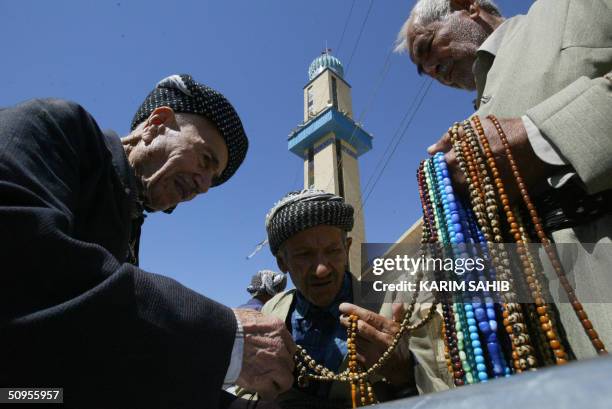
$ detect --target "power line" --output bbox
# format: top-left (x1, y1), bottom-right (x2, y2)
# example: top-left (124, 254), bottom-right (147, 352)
top-left (245, 1), bottom-right (381, 259)
top-left (358, 78), bottom-right (433, 216)
top-left (360, 78), bottom-right (428, 197)
top-left (335, 0), bottom-right (356, 57)
top-left (344, 0), bottom-right (374, 77)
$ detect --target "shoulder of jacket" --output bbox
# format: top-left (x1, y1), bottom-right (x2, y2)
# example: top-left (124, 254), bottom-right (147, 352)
top-left (261, 289), bottom-right (296, 314)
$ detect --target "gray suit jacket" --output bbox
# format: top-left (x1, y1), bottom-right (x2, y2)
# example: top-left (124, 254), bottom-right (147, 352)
top-left (474, 0), bottom-right (612, 194)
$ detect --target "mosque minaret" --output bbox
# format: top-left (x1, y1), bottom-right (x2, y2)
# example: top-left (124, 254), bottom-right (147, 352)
top-left (288, 49), bottom-right (373, 277)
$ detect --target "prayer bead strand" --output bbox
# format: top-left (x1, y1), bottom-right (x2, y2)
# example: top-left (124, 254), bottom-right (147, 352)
top-left (418, 163), bottom-right (465, 385)
top-left (473, 115), bottom-right (572, 365)
top-left (459, 119), bottom-right (530, 375)
top-left (424, 158), bottom-right (473, 381)
top-left (449, 122), bottom-right (537, 372)
top-left (431, 154), bottom-right (484, 383)
top-left (486, 115), bottom-right (607, 355)
top-left (467, 117), bottom-right (539, 371)
top-left (455, 122), bottom-right (509, 377)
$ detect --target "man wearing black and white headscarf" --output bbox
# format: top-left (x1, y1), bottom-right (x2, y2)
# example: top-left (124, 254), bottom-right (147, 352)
top-left (0, 74), bottom-right (295, 408)
top-left (239, 270), bottom-right (287, 311)
top-left (236, 190), bottom-right (417, 408)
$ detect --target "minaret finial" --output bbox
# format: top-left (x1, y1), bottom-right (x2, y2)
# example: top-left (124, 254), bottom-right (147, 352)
top-left (322, 41), bottom-right (332, 56)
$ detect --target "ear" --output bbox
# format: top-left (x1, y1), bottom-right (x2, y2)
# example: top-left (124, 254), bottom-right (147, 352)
top-left (346, 236), bottom-right (353, 252)
top-left (450, 0), bottom-right (479, 18)
top-left (148, 106), bottom-right (176, 127)
top-left (141, 107), bottom-right (177, 144)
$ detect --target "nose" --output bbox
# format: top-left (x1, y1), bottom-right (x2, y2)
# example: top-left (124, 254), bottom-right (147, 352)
top-left (313, 255), bottom-right (333, 279)
top-left (423, 62), bottom-right (443, 79)
top-left (423, 61), bottom-right (450, 83)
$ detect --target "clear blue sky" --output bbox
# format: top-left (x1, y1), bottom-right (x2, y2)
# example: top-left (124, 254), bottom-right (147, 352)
top-left (1, 0), bottom-right (531, 308)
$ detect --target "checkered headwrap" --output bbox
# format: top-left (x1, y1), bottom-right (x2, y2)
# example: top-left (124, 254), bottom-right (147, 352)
top-left (131, 74), bottom-right (248, 186)
top-left (247, 269), bottom-right (287, 296)
top-left (265, 189), bottom-right (354, 255)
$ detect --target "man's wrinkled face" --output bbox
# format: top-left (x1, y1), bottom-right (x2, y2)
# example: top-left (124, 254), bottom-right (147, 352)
top-left (277, 225), bottom-right (351, 308)
top-left (407, 12), bottom-right (489, 90)
top-left (137, 113), bottom-right (228, 211)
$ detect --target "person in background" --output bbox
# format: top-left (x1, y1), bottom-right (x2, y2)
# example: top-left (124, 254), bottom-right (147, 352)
top-left (239, 270), bottom-right (288, 311)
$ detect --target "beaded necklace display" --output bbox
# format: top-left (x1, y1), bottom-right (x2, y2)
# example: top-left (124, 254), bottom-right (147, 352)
top-left (451, 120), bottom-right (538, 371)
top-left (470, 116), bottom-right (569, 364)
top-left (486, 114), bottom-right (607, 355)
top-left (416, 116), bottom-right (608, 388)
top-left (429, 151), bottom-right (513, 381)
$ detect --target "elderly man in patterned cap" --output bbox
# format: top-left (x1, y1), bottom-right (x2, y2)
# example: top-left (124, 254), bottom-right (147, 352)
top-left (239, 270), bottom-right (288, 311)
top-left (235, 189), bottom-right (422, 408)
top-left (0, 74), bottom-right (296, 408)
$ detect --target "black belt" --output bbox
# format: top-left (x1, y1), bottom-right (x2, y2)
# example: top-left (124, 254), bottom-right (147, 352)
top-left (532, 185), bottom-right (612, 233)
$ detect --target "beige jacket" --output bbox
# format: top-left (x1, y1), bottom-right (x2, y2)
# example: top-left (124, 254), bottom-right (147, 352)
top-left (474, 0), bottom-right (612, 194)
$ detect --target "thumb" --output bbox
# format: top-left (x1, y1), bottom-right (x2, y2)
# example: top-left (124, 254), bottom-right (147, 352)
top-left (427, 132), bottom-right (452, 155)
top-left (392, 302), bottom-right (406, 323)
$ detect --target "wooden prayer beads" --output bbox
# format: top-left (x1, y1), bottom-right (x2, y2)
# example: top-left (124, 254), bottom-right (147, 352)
top-left (449, 121), bottom-right (537, 372)
top-left (486, 114), bottom-right (607, 355)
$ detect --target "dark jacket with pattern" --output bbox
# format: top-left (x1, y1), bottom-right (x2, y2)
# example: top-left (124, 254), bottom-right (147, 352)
top-left (0, 98), bottom-right (236, 408)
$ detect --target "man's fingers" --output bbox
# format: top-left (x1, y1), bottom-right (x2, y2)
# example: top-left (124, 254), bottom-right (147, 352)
top-left (237, 364), bottom-right (293, 401)
top-left (274, 341), bottom-right (296, 374)
top-left (355, 319), bottom-right (393, 346)
top-left (278, 327), bottom-right (297, 356)
top-left (427, 132), bottom-right (452, 155)
top-left (121, 133), bottom-right (141, 145)
top-left (339, 303), bottom-right (387, 331)
top-left (237, 313), bottom-right (296, 398)
top-left (355, 351), bottom-right (368, 367)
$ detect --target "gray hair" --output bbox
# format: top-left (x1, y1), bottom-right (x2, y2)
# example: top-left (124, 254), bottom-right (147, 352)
top-left (394, 0), bottom-right (501, 53)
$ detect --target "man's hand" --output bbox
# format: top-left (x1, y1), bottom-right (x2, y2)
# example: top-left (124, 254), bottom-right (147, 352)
top-left (339, 303), bottom-right (413, 386)
top-left (233, 309), bottom-right (297, 400)
top-left (427, 117), bottom-right (553, 203)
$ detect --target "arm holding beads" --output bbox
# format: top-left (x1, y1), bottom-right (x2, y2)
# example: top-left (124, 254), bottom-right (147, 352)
top-left (525, 71), bottom-right (612, 194)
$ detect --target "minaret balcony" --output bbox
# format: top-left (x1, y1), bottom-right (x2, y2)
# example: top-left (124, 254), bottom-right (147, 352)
top-left (288, 106), bottom-right (373, 159)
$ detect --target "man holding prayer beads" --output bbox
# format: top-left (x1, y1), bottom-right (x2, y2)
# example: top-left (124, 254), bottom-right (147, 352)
top-left (236, 189), bottom-right (453, 408)
top-left (396, 0), bottom-right (612, 358)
